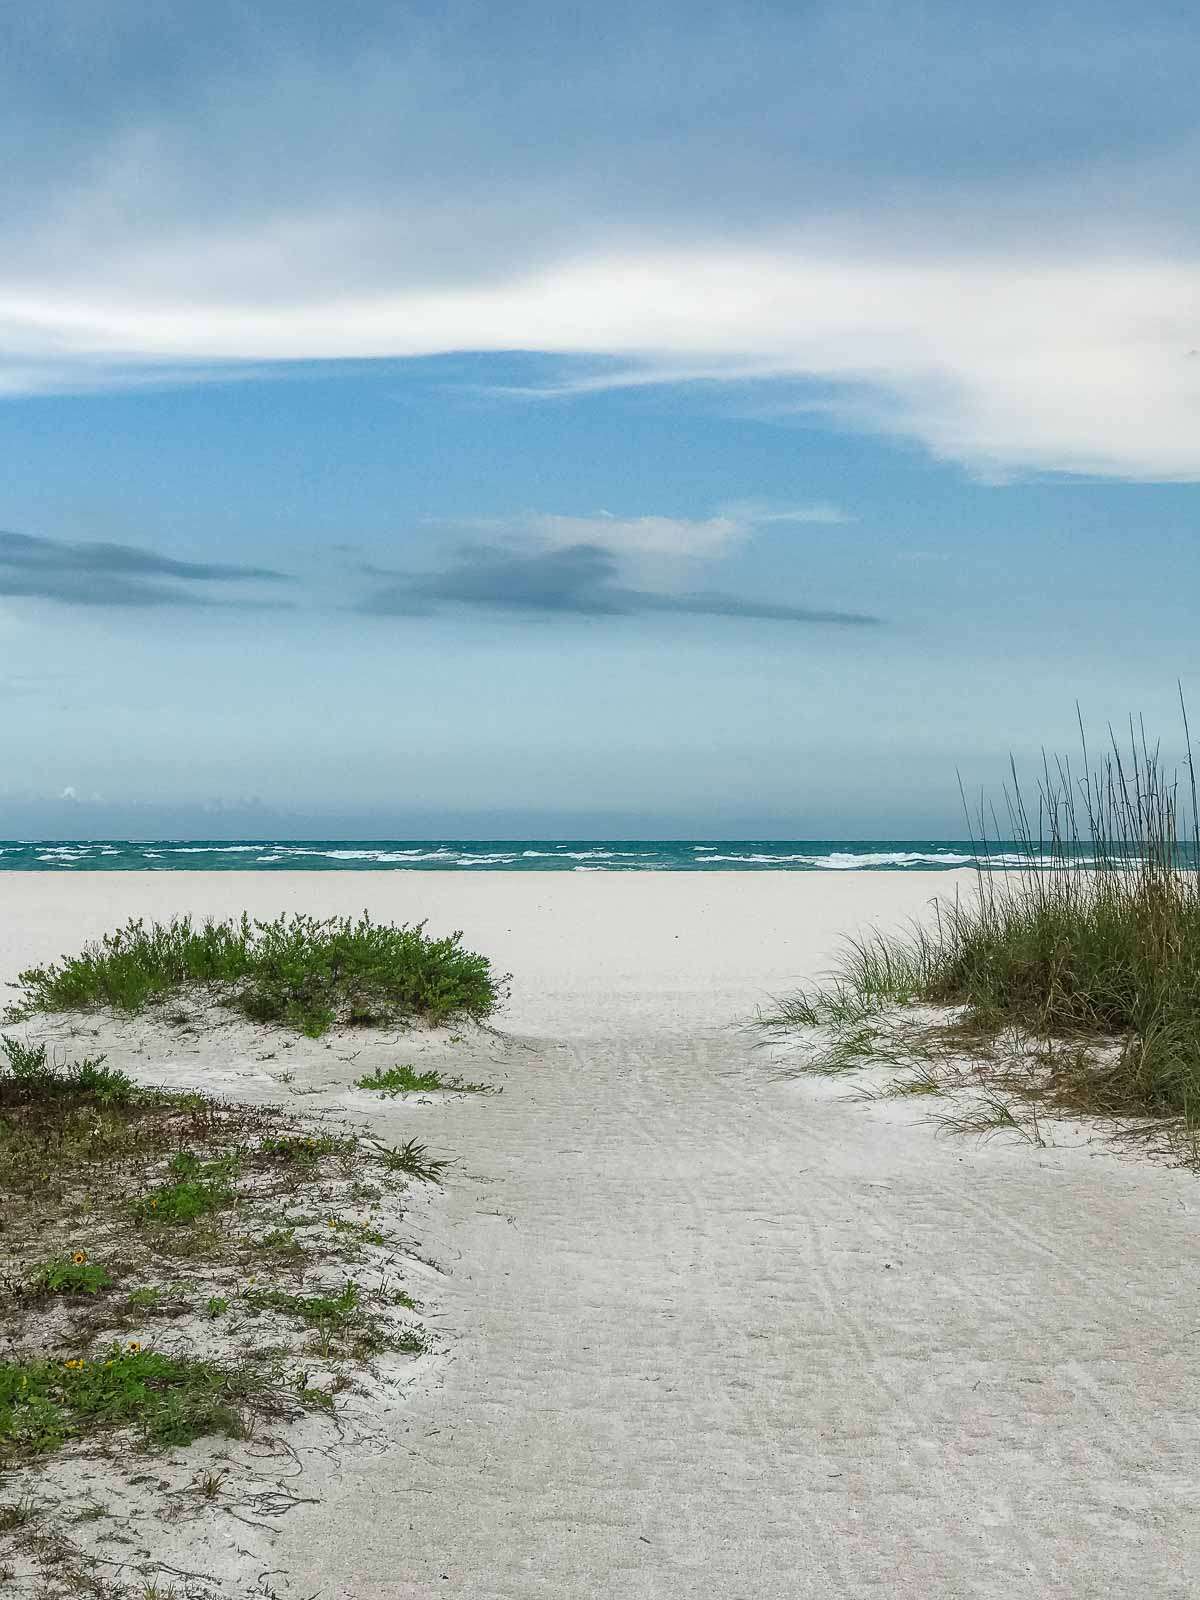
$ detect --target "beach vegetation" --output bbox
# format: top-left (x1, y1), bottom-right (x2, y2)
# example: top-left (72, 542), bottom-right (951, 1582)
top-left (769, 701), bottom-right (1200, 1158)
top-left (0, 1034), bottom-right (139, 1103)
top-left (239, 1277), bottom-right (415, 1359)
top-left (355, 1063), bottom-right (491, 1095)
top-left (0, 1033), bottom-right (435, 1503)
top-left (10, 912), bottom-right (502, 1036)
top-left (0, 1344), bottom-right (303, 1461)
top-left (255, 1130), bottom-right (358, 1167)
top-left (27, 1257), bottom-right (114, 1297)
top-left (133, 1167), bottom-right (236, 1226)
top-left (373, 1137), bottom-right (452, 1183)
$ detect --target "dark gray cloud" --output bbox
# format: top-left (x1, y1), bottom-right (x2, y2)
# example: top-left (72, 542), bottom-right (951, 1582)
top-left (0, 531), bottom-right (290, 608)
top-left (359, 542), bottom-right (880, 625)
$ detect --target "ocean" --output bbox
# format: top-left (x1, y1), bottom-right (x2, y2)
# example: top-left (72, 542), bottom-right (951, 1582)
top-left (0, 840), bottom-right (1028, 872)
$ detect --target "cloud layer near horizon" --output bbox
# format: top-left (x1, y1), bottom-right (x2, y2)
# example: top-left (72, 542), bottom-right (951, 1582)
top-left (0, 522), bottom-right (871, 623)
top-left (3, 2), bottom-right (1200, 480)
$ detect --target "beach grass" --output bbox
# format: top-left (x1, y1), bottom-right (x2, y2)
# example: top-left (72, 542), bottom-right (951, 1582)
top-left (0, 1345), bottom-right (302, 1458)
top-left (372, 1137), bottom-right (453, 1183)
top-left (9, 911), bottom-right (502, 1036)
top-left (770, 701), bottom-right (1200, 1144)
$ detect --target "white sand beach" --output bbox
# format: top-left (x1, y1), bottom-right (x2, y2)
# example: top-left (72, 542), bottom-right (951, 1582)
top-left (4, 869), bottom-right (1200, 1598)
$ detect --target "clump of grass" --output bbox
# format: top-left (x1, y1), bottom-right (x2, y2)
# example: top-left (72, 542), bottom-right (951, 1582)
top-left (326, 1217), bottom-right (386, 1247)
top-left (356, 1064), bottom-right (490, 1095)
top-left (245, 1279), bottom-right (363, 1332)
top-left (390, 1327), bottom-right (430, 1355)
top-left (244, 1280), bottom-right (406, 1360)
top-left (193, 1467), bottom-right (226, 1500)
top-left (932, 1090), bottom-right (1046, 1147)
top-left (0, 1497), bottom-right (39, 1531)
top-left (0, 1345), bottom-right (302, 1461)
top-left (129, 1149), bottom-right (239, 1225)
top-left (11, 912), bottom-right (503, 1037)
top-left (374, 1138), bottom-right (451, 1184)
top-left (256, 1131), bottom-right (358, 1167)
top-left (774, 699), bottom-right (1200, 1146)
top-left (256, 1225), bottom-right (308, 1260)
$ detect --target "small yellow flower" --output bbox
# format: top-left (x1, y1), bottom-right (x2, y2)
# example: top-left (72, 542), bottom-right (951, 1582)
top-left (127, 1340), bottom-right (142, 1353)
top-left (73, 1251), bottom-right (88, 1266)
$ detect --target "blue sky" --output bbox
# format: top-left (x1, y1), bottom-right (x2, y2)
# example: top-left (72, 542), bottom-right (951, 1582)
top-left (2, 2), bottom-right (1199, 837)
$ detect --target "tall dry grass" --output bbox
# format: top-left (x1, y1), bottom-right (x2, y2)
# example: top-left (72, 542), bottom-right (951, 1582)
top-left (777, 698), bottom-right (1200, 1125)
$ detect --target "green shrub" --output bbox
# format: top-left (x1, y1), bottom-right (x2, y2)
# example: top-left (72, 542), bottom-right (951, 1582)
top-left (355, 1064), bottom-right (489, 1095)
top-left (12, 913), bottom-right (501, 1037)
top-left (28, 1257), bottom-right (113, 1296)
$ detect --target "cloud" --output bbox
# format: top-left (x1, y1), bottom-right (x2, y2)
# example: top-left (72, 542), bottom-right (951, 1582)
top-left (5, 245), bottom-right (1199, 481)
top-left (442, 502), bottom-right (850, 563)
top-left (717, 500), bottom-right (852, 528)
top-left (359, 541), bottom-right (879, 625)
top-left (2, 4), bottom-right (1199, 477)
top-left (526, 512), bottom-right (743, 561)
top-left (0, 531), bottom-right (291, 608)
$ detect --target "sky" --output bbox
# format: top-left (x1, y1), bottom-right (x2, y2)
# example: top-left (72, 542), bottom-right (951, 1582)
top-left (2, 1), bottom-right (1199, 838)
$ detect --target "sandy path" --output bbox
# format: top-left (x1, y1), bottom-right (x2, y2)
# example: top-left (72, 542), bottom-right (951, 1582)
top-left (284, 1037), bottom-right (1200, 1599)
top-left (4, 872), bottom-right (1200, 1596)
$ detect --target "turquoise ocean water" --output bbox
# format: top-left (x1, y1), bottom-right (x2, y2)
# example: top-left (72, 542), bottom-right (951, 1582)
top-left (0, 840), bottom-right (1027, 872)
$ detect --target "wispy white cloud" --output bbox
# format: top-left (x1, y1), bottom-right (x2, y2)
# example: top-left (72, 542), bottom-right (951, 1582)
top-left (3, 243), bottom-right (1198, 480)
top-left (718, 500), bottom-right (852, 528)
top-left (438, 501), bottom-right (849, 565)
top-left (3, 4), bottom-right (1200, 480)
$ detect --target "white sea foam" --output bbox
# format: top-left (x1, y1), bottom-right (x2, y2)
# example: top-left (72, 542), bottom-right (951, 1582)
top-left (163, 845), bottom-right (262, 853)
top-left (520, 849), bottom-right (637, 860)
top-left (293, 848), bottom-right (458, 862)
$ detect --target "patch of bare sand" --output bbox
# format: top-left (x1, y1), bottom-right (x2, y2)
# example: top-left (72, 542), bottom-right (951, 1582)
top-left (2, 872), bottom-right (1199, 1597)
